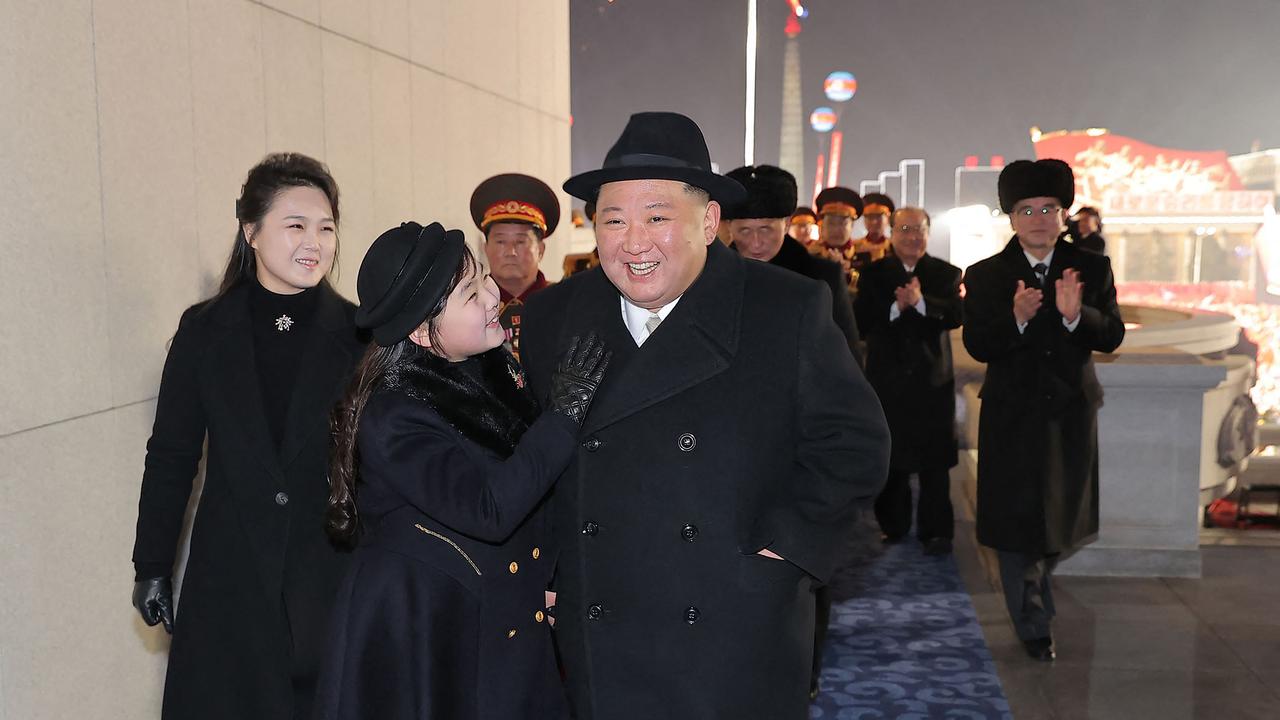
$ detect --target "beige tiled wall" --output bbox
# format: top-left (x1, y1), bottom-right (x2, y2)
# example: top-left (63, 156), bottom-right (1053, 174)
top-left (0, 2), bottom-right (570, 718)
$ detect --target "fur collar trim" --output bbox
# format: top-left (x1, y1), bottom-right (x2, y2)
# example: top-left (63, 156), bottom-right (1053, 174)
top-left (383, 348), bottom-right (538, 457)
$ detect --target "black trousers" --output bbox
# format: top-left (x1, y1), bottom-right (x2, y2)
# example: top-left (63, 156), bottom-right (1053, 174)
top-left (996, 550), bottom-right (1059, 641)
top-left (810, 585), bottom-right (831, 692)
top-left (873, 466), bottom-right (954, 541)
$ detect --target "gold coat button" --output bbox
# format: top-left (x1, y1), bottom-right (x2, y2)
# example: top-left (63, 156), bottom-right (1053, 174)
top-left (509, 562), bottom-right (519, 574)
top-left (535, 610), bottom-right (546, 623)
top-left (531, 547), bottom-right (541, 560)
top-left (507, 629), bottom-right (517, 638)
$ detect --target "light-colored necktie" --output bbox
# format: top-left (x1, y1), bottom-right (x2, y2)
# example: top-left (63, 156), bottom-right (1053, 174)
top-left (644, 313), bottom-right (662, 337)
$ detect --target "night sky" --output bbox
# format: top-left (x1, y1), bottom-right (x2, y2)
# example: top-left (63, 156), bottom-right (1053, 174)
top-left (570, 0), bottom-right (1280, 217)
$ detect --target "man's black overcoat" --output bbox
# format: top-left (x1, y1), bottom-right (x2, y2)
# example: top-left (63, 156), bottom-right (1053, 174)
top-left (132, 282), bottom-right (365, 719)
top-left (767, 235), bottom-right (862, 364)
top-left (521, 241), bottom-right (890, 720)
top-left (962, 238), bottom-right (1125, 554)
top-left (854, 253), bottom-right (963, 472)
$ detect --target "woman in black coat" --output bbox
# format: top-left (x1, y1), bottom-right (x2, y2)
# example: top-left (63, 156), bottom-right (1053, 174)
top-left (131, 153), bottom-right (366, 719)
top-left (314, 221), bottom-right (609, 720)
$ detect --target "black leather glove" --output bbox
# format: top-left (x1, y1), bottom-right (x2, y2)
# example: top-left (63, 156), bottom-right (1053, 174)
top-left (133, 577), bottom-right (175, 634)
top-left (550, 333), bottom-right (610, 425)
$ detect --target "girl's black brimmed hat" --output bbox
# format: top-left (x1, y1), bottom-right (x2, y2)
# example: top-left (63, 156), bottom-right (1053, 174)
top-left (563, 111), bottom-right (745, 206)
top-left (355, 221), bottom-right (465, 346)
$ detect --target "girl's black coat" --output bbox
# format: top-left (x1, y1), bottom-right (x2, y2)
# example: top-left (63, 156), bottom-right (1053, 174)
top-left (132, 282), bottom-right (365, 719)
top-left (313, 350), bottom-right (576, 720)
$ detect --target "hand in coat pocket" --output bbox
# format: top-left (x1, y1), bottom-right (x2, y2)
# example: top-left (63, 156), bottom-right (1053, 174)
top-left (545, 590), bottom-right (556, 628)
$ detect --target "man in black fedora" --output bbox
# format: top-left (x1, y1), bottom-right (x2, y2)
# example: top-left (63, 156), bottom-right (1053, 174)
top-left (520, 112), bottom-right (889, 719)
top-left (962, 159), bottom-right (1125, 661)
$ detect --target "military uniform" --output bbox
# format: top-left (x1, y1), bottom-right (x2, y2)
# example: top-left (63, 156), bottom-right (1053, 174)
top-left (471, 174), bottom-right (561, 360)
top-left (858, 192), bottom-right (896, 264)
top-left (808, 186), bottom-right (870, 294)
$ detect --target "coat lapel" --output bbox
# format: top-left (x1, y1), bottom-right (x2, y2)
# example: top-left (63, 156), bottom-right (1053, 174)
top-left (279, 285), bottom-right (358, 469)
top-left (582, 242), bottom-right (742, 433)
top-left (206, 286), bottom-right (286, 484)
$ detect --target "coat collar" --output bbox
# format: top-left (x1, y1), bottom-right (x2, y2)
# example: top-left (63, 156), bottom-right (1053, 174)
top-left (572, 241), bottom-right (742, 433)
top-left (205, 281), bottom-right (358, 475)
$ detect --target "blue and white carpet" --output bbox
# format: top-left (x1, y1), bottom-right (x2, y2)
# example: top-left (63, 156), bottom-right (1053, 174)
top-left (810, 511), bottom-right (1011, 719)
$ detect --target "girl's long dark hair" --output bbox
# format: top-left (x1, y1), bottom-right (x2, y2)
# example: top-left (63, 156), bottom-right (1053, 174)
top-left (212, 153), bottom-right (342, 303)
top-left (326, 247), bottom-right (478, 547)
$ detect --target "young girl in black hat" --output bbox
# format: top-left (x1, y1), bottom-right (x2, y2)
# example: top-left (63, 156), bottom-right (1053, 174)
top-left (314, 221), bottom-right (608, 720)
top-left (131, 153), bottom-right (366, 720)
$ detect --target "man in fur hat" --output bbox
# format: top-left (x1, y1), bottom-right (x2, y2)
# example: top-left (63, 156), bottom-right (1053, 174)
top-left (520, 112), bottom-right (889, 719)
top-left (724, 165), bottom-right (861, 364)
top-left (962, 159), bottom-right (1125, 662)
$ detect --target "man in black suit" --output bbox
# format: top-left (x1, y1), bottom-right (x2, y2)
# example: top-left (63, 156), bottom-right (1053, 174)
top-left (855, 207), bottom-right (963, 556)
top-left (521, 112), bottom-right (889, 719)
top-left (724, 164), bottom-right (861, 364)
top-left (962, 160), bottom-right (1125, 662)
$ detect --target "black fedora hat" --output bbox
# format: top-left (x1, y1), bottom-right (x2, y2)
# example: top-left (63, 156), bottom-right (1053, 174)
top-left (998, 159), bottom-right (1075, 214)
top-left (355, 221), bottom-right (466, 346)
top-left (469, 173), bottom-right (561, 237)
top-left (563, 112), bottom-right (745, 206)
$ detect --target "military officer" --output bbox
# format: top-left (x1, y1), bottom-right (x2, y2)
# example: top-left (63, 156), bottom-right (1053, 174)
top-left (470, 173), bottom-right (561, 360)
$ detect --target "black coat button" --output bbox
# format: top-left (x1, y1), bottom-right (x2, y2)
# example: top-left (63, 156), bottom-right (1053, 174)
top-left (584, 437), bottom-right (601, 451)
top-left (685, 606), bottom-right (700, 624)
top-left (681, 524), bottom-right (698, 542)
top-left (587, 604), bottom-right (603, 620)
top-left (274, 492), bottom-right (289, 506)
top-left (677, 433), bottom-right (696, 452)
top-left (582, 521), bottom-right (599, 536)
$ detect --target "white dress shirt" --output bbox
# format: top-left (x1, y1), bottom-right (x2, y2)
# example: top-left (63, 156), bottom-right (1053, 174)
top-left (621, 295), bottom-right (682, 346)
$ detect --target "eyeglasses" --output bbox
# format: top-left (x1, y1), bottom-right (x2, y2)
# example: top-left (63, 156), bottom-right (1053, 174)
top-left (896, 224), bottom-right (927, 234)
top-left (1014, 205), bottom-right (1062, 217)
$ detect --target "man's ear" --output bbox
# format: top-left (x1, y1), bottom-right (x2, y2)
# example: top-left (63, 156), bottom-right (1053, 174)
top-left (703, 201), bottom-right (722, 246)
top-left (536, 238), bottom-right (547, 261)
top-left (408, 324), bottom-right (432, 349)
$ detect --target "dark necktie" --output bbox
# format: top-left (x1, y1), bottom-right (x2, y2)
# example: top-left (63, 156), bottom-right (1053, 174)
top-left (1033, 263), bottom-right (1048, 287)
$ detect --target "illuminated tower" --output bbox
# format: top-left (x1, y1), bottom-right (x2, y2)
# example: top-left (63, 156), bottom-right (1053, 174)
top-left (778, 8), bottom-right (805, 193)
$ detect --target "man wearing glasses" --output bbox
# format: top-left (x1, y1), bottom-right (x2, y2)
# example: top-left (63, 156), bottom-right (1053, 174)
top-left (961, 159), bottom-right (1125, 662)
top-left (854, 207), bottom-right (963, 556)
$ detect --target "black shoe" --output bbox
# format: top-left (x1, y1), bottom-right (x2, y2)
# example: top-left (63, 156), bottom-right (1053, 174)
top-left (923, 538), bottom-right (953, 556)
top-left (1022, 636), bottom-right (1055, 661)
top-left (809, 686), bottom-right (820, 701)
top-left (880, 532), bottom-right (906, 544)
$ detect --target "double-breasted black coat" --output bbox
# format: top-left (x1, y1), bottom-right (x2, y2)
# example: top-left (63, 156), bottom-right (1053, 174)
top-left (313, 350), bottom-right (574, 720)
top-left (132, 282), bottom-right (365, 719)
top-left (854, 253), bottom-right (963, 472)
top-left (962, 238), bottom-right (1125, 554)
top-left (768, 234), bottom-right (863, 365)
top-left (521, 241), bottom-right (890, 720)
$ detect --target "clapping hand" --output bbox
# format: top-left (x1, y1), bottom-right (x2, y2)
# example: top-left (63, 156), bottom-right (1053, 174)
top-left (894, 277), bottom-right (922, 311)
top-left (1012, 280), bottom-right (1043, 326)
top-left (1055, 269), bottom-right (1083, 324)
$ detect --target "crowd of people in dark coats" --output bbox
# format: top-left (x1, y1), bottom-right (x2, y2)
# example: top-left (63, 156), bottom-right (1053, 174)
top-left (131, 112), bottom-right (1122, 719)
